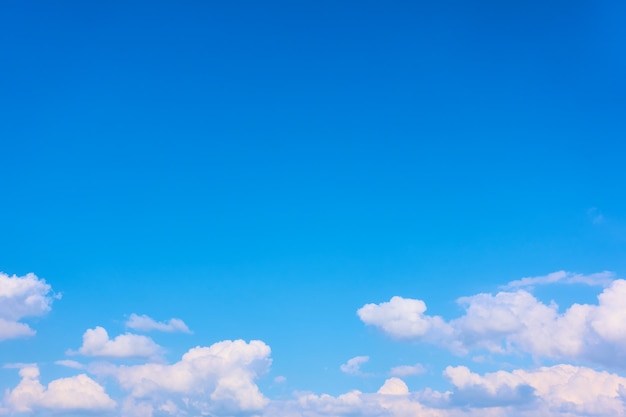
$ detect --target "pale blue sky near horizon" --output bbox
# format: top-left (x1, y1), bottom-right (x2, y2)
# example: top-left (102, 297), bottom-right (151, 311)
top-left (1, 0), bottom-right (626, 406)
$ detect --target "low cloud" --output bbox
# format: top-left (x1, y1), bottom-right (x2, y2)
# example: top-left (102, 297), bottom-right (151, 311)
top-left (266, 365), bottom-right (626, 417)
top-left (0, 273), bottom-right (58, 341)
top-left (99, 339), bottom-right (272, 417)
top-left (5, 365), bottom-right (115, 413)
top-left (358, 296), bottom-right (452, 340)
top-left (126, 313), bottom-right (191, 333)
top-left (358, 272), bottom-right (626, 369)
top-left (69, 326), bottom-right (162, 359)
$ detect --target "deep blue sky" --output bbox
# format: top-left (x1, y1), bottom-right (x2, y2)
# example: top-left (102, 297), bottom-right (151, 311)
top-left (1, 0), bottom-right (626, 403)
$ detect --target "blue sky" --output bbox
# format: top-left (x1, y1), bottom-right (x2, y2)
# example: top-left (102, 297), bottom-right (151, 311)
top-left (1, 1), bottom-right (626, 416)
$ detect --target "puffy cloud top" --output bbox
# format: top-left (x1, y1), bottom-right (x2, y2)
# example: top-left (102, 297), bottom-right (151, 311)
top-left (358, 275), bottom-right (626, 369)
top-left (0, 273), bottom-right (57, 341)
top-left (71, 326), bottom-right (162, 359)
top-left (358, 296), bottom-right (451, 340)
top-left (5, 365), bottom-right (115, 413)
top-left (110, 339), bottom-right (272, 416)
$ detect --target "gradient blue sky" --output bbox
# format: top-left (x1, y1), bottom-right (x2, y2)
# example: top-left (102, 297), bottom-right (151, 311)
top-left (1, 1), bottom-right (626, 416)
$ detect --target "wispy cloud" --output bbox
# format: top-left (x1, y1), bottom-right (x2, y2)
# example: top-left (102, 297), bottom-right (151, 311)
top-left (125, 313), bottom-right (191, 333)
top-left (389, 363), bottom-right (426, 377)
top-left (503, 270), bottom-right (615, 289)
top-left (340, 355), bottom-right (370, 376)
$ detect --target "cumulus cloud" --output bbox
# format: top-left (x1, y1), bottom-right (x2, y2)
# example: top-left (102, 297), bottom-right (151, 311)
top-left (389, 363), bottom-right (426, 377)
top-left (0, 272), bottom-right (58, 341)
top-left (69, 326), bottom-right (162, 359)
top-left (5, 365), bottom-right (115, 413)
top-left (443, 364), bottom-right (626, 415)
top-left (358, 296), bottom-right (452, 340)
top-left (96, 339), bottom-right (271, 417)
top-left (340, 355), bottom-right (370, 376)
top-left (126, 313), bottom-right (191, 333)
top-left (358, 273), bottom-right (626, 368)
top-left (264, 378), bottom-right (440, 417)
top-left (265, 365), bottom-right (626, 417)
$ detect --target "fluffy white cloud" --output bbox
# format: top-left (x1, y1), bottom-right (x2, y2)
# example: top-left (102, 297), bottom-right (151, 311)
top-left (358, 273), bottom-right (626, 368)
top-left (5, 365), bottom-right (115, 413)
top-left (0, 273), bottom-right (58, 341)
top-left (125, 313), bottom-right (191, 333)
top-left (98, 339), bottom-right (271, 417)
top-left (70, 326), bottom-right (162, 359)
top-left (263, 378), bottom-right (440, 417)
top-left (358, 296), bottom-right (452, 340)
top-left (265, 365), bottom-right (626, 417)
top-left (340, 356), bottom-right (370, 376)
top-left (443, 364), bottom-right (626, 416)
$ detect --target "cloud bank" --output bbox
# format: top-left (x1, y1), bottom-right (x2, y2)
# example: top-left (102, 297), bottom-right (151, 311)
top-left (358, 277), bottom-right (626, 368)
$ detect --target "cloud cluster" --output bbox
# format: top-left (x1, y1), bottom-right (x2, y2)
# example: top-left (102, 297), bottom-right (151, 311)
top-left (269, 364), bottom-right (626, 417)
top-left (3, 270), bottom-right (626, 417)
top-left (5, 365), bottom-right (115, 413)
top-left (358, 277), bottom-right (626, 368)
top-left (0, 273), bottom-right (57, 341)
top-left (125, 313), bottom-right (191, 333)
top-left (107, 339), bottom-right (271, 416)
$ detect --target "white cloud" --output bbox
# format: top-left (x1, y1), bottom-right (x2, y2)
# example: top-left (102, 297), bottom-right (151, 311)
top-left (0, 272), bottom-right (58, 341)
top-left (70, 326), bottom-right (162, 359)
top-left (378, 378), bottom-right (410, 396)
top-left (504, 270), bottom-right (614, 289)
top-left (5, 365), bottom-right (115, 413)
top-left (358, 274), bottom-right (626, 368)
top-left (444, 364), bottom-right (626, 415)
top-left (358, 296), bottom-right (452, 340)
top-left (389, 363), bottom-right (426, 377)
top-left (126, 313), bottom-right (191, 333)
top-left (97, 339), bottom-right (271, 417)
top-left (265, 365), bottom-right (626, 417)
top-left (340, 355), bottom-right (370, 376)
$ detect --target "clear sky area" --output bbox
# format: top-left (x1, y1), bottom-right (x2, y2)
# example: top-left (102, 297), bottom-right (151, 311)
top-left (1, 1), bottom-right (626, 416)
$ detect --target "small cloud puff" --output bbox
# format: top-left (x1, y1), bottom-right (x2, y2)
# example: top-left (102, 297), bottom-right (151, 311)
top-left (126, 313), bottom-right (191, 333)
top-left (68, 326), bottom-right (162, 359)
top-left (340, 355), bottom-right (370, 376)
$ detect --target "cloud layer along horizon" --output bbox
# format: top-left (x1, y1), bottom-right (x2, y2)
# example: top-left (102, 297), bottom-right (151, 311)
top-left (2, 271), bottom-right (626, 416)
